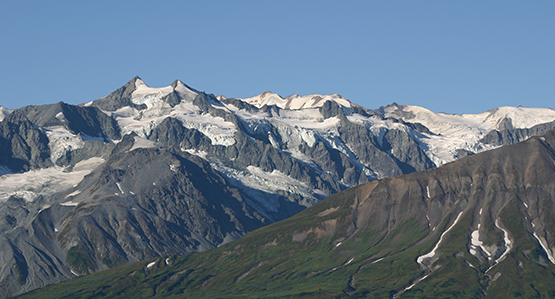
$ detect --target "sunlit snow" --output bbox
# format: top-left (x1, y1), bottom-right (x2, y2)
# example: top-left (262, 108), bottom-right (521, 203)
top-left (0, 157), bottom-right (105, 202)
top-left (0, 106), bottom-right (12, 121)
top-left (44, 126), bottom-right (85, 162)
top-left (384, 105), bottom-right (555, 166)
top-left (108, 93), bottom-right (237, 146)
top-left (417, 212), bottom-right (464, 266)
top-left (130, 136), bottom-right (157, 151)
top-left (209, 163), bottom-right (323, 218)
top-left (240, 91), bottom-right (352, 110)
top-left (532, 232), bottom-right (555, 264)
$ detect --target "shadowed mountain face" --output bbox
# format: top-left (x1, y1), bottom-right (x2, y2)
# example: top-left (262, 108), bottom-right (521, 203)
top-left (1, 78), bottom-right (555, 297)
top-left (17, 130), bottom-right (555, 298)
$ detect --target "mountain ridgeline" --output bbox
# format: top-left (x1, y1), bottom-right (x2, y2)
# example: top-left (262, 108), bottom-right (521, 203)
top-left (1, 77), bottom-right (555, 297)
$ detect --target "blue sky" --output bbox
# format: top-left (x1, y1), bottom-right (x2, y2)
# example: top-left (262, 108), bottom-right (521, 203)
top-left (0, 1), bottom-right (553, 113)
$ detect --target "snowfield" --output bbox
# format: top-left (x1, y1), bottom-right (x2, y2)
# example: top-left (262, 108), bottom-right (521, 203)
top-left (240, 91), bottom-right (352, 110)
top-left (101, 80), bottom-right (555, 170)
top-left (0, 157), bottom-right (105, 202)
top-left (106, 80), bottom-right (237, 146)
top-left (0, 106), bottom-right (12, 121)
top-left (384, 105), bottom-right (555, 165)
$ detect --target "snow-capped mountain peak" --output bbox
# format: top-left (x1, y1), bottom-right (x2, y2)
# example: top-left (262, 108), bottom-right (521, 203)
top-left (0, 106), bottom-right (12, 122)
top-left (386, 104), bottom-right (555, 136)
top-left (130, 78), bottom-right (175, 108)
top-left (381, 104), bottom-right (555, 166)
top-left (240, 91), bottom-right (352, 110)
top-left (481, 106), bottom-right (555, 129)
top-left (172, 80), bottom-right (199, 99)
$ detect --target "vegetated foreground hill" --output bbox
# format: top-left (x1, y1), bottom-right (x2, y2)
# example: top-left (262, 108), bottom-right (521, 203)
top-left (17, 130), bottom-right (555, 298)
top-left (1, 77), bottom-right (555, 297)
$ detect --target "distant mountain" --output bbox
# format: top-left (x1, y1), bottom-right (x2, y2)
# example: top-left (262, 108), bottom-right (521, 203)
top-left (1, 77), bottom-right (554, 297)
top-left (16, 129), bottom-right (555, 298)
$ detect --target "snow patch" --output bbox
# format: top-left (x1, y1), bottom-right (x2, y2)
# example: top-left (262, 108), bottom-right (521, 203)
top-left (38, 205), bottom-right (51, 213)
top-left (116, 182), bottom-right (124, 194)
top-left (417, 212), bottom-right (464, 266)
top-left (183, 148), bottom-right (208, 159)
top-left (210, 163), bottom-right (321, 217)
top-left (130, 136), bottom-right (157, 151)
top-left (44, 126), bottom-right (85, 162)
top-left (55, 112), bottom-right (66, 121)
top-left (469, 229), bottom-right (492, 258)
top-left (0, 106), bottom-right (12, 121)
top-left (400, 273), bottom-right (431, 295)
top-left (532, 232), bottom-right (555, 264)
top-left (493, 220), bottom-right (512, 264)
top-left (65, 190), bottom-right (81, 199)
top-left (146, 261), bottom-right (156, 269)
top-left (0, 157), bottom-right (104, 202)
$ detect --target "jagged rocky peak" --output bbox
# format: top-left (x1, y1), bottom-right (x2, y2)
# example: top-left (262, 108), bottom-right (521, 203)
top-left (240, 90), bottom-right (352, 110)
top-left (88, 77), bottom-right (199, 111)
top-left (120, 77), bottom-right (199, 109)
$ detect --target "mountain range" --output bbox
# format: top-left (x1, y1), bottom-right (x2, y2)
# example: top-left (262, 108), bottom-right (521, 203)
top-left (15, 118), bottom-right (555, 298)
top-left (1, 77), bottom-right (555, 297)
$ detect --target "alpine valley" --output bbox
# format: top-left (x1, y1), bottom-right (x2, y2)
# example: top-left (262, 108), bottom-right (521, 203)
top-left (1, 77), bottom-right (555, 298)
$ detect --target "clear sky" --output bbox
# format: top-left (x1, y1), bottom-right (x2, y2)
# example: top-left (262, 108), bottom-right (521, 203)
top-left (0, 1), bottom-right (553, 114)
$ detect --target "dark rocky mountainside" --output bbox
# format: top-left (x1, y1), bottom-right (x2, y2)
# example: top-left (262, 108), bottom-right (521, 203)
top-left (0, 135), bottom-right (268, 297)
top-left (18, 130), bottom-right (555, 298)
